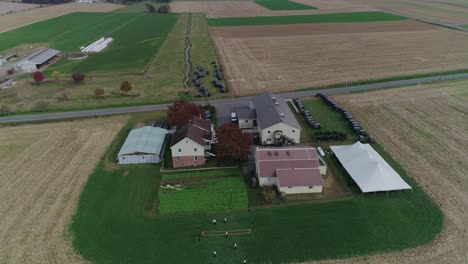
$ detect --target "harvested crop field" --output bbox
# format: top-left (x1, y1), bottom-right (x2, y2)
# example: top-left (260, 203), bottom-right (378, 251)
top-left (312, 81), bottom-right (468, 264)
top-left (0, 116), bottom-right (127, 264)
top-left (0, 3), bottom-right (122, 33)
top-left (0, 2), bottom-right (38, 15)
top-left (170, 0), bottom-right (374, 18)
top-left (212, 23), bottom-right (468, 95)
top-left (350, 0), bottom-right (468, 25)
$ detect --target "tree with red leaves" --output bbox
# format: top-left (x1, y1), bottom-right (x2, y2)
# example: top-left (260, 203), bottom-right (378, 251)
top-left (167, 101), bottom-right (202, 125)
top-left (33, 71), bottom-right (44, 84)
top-left (215, 123), bottom-right (253, 161)
top-left (72, 72), bottom-right (85, 83)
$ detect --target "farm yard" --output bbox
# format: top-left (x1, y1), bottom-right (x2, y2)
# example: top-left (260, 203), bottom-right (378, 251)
top-left (170, 0), bottom-right (375, 18)
top-left (0, 2), bottom-right (38, 16)
top-left (0, 12), bottom-right (226, 114)
top-left (0, 2), bottom-right (121, 33)
top-left (0, 116), bottom-right (127, 264)
top-left (211, 16), bottom-right (468, 95)
top-left (320, 80), bottom-right (468, 264)
top-left (67, 111), bottom-right (443, 263)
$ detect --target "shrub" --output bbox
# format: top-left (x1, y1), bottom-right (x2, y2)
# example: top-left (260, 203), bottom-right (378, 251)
top-left (56, 92), bottom-right (70, 102)
top-left (94, 88), bottom-right (105, 98)
top-left (157, 5), bottom-right (170, 13)
top-left (33, 71), bottom-right (44, 84)
top-left (72, 72), bottom-right (85, 83)
top-left (52, 71), bottom-right (62, 81)
top-left (120, 80), bottom-right (132, 95)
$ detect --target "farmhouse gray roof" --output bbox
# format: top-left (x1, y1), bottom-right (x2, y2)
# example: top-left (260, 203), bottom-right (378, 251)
top-left (118, 126), bottom-right (168, 156)
top-left (252, 92), bottom-right (300, 130)
top-left (237, 108), bottom-right (256, 119)
top-left (24, 48), bottom-right (60, 65)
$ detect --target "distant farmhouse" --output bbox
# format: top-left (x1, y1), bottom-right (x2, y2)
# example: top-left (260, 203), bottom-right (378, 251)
top-left (118, 126), bottom-right (167, 164)
top-left (255, 146), bottom-right (327, 194)
top-left (16, 48), bottom-right (60, 72)
top-left (170, 116), bottom-right (215, 168)
top-left (237, 92), bottom-right (301, 145)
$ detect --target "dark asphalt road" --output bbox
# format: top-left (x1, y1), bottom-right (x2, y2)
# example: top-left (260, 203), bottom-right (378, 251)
top-left (1, 73), bottom-right (467, 123)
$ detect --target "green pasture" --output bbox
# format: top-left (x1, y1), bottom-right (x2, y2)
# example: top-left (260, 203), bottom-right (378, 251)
top-left (71, 114), bottom-right (442, 264)
top-left (0, 12), bottom-right (179, 73)
top-left (208, 11), bottom-right (406, 26)
top-left (254, 0), bottom-right (316, 10)
top-left (162, 168), bottom-right (240, 180)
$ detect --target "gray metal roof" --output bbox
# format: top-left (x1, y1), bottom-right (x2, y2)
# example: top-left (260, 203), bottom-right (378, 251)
top-left (252, 92), bottom-right (301, 130)
top-left (118, 126), bottom-right (168, 156)
top-left (237, 108), bottom-right (257, 119)
top-left (24, 48), bottom-right (60, 64)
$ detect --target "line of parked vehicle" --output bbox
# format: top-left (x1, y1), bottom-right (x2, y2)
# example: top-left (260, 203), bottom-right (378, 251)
top-left (292, 98), bottom-right (321, 129)
top-left (192, 62), bottom-right (227, 98)
top-left (316, 93), bottom-right (375, 143)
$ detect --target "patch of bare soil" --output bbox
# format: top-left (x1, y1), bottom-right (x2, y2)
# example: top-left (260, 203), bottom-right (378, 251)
top-left (0, 2), bottom-right (39, 15)
top-left (301, 81), bottom-right (468, 263)
top-left (211, 20), bottom-right (437, 38)
top-left (213, 27), bottom-right (468, 95)
top-left (0, 3), bottom-right (122, 33)
top-left (0, 116), bottom-right (128, 264)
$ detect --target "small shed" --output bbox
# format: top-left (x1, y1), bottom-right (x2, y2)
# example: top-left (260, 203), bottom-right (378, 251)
top-left (237, 108), bottom-right (257, 129)
top-left (118, 126), bottom-right (168, 164)
top-left (276, 168), bottom-right (323, 194)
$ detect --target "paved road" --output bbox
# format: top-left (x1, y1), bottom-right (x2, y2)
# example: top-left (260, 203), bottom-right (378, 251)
top-left (1, 72), bottom-right (467, 123)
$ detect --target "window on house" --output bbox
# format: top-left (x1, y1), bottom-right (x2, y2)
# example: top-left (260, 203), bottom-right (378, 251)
top-left (245, 120), bottom-right (248, 123)
top-left (309, 186), bottom-right (313, 189)
top-left (267, 138), bottom-right (271, 142)
top-left (288, 186), bottom-right (292, 188)
top-left (267, 130), bottom-right (271, 133)
top-left (178, 149), bottom-right (181, 152)
top-left (194, 148), bottom-right (197, 152)
top-left (194, 156), bottom-right (198, 161)
top-left (176, 157), bottom-right (180, 161)
top-left (292, 130), bottom-right (295, 133)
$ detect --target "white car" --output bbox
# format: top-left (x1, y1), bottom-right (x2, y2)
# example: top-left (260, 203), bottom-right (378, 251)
top-left (231, 112), bottom-right (238, 122)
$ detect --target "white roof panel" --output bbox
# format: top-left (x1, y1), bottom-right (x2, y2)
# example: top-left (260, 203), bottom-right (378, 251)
top-left (118, 126), bottom-right (167, 156)
top-left (330, 142), bottom-right (411, 193)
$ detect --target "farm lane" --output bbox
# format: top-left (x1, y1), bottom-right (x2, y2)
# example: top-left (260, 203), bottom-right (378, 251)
top-left (1, 72), bottom-right (468, 123)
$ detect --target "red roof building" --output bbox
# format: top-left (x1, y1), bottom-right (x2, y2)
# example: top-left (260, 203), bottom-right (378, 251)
top-left (255, 147), bottom-right (326, 194)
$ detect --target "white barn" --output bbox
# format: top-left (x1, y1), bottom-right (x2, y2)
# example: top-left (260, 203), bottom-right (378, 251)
top-left (252, 92), bottom-right (301, 145)
top-left (118, 126), bottom-right (168, 164)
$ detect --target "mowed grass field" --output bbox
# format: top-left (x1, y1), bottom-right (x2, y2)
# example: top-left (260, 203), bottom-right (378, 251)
top-left (208, 11), bottom-right (405, 26)
top-left (70, 113), bottom-right (442, 263)
top-left (0, 12), bottom-right (179, 74)
top-left (254, 0), bottom-right (316, 10)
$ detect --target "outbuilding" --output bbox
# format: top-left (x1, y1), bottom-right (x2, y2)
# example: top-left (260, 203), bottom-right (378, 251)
top-left (17, 48), bottom-right (60, 72)
top-left (118, 126), bottom-right (168, 164)
top-left (255, 146), bottom-right (327, 194)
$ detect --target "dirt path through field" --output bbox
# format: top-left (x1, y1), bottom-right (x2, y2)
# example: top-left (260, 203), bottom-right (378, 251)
top-left (0, 116), bottom-right (127, 264)
top-left (0, 3), bottom-right (122, 33)
top-left (301, 82), bottom-right (468, 263)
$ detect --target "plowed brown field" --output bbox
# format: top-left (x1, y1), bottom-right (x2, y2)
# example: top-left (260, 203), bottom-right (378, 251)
top-left (212, 24), bottom-right (468, 95)
top-left (0, 116), bottom-right (127, 264)
top-left (349, 0), bottom-right (468, 24)
top-left (303, 81), bottom-right (468, 264)
top-left (0, 3), bottom-right (122, 33)
top-left (170, 0), bottom-right (374, 18)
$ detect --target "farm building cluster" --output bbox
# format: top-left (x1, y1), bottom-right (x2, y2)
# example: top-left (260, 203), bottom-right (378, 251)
top-left (0, 48), bottom-right (60, 77)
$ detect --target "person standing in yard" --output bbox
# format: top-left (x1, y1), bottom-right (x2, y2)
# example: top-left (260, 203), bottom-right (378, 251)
top-left (224, 217), bottom-right (228, 223)
top-left (213, 251), bottom-right (217, 257)
top-left (225, 231), bottom-right (228, 238)
top-left (213, 219), bottom-right (217, 225)
top-left (234, 243), bottom-right (237, 249)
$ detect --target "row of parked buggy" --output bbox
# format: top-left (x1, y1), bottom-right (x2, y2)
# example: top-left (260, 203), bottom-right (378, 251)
top-left (314, 131), bottom-right (347, 141)
top-left (292, 98), bottom-right (321, 129)
top-left (316, 92), bottom-right (375, 143)
top-left (193, 62), bottom-right (227, 98)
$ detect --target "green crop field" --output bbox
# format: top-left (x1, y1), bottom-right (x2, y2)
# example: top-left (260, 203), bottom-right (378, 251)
top-left (0, 12), bottom-right (179, 74)
top-left (208, 11), bottom-right (406, 27)
top-left (71, 114), bottom-right (442, 264)
top-left (159, 176), bottom-right (248, 214)
top-left (254, 0), bottom-right (316, 10)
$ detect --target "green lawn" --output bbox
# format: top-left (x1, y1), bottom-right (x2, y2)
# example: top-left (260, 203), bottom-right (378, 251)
top-left (71, 114), bottom-right (442, 264)
top-left (0, 12), bottom-right (179, 74)
top-left (159, 176), bottom-right (248, 214)
top-left (254, 0), bottom-right (316, 10)
top-left (208, 11), bottom-right (406, 26)
top-left (162, 168), bottom-right (240, 180)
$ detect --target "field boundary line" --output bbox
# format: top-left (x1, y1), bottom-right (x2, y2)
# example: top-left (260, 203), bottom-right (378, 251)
top-left (202, 229), bottom-right (251, 236)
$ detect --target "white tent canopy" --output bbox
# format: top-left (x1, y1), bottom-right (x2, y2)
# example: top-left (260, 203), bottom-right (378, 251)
top-left (330, 142), bottom-right (411, 193)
